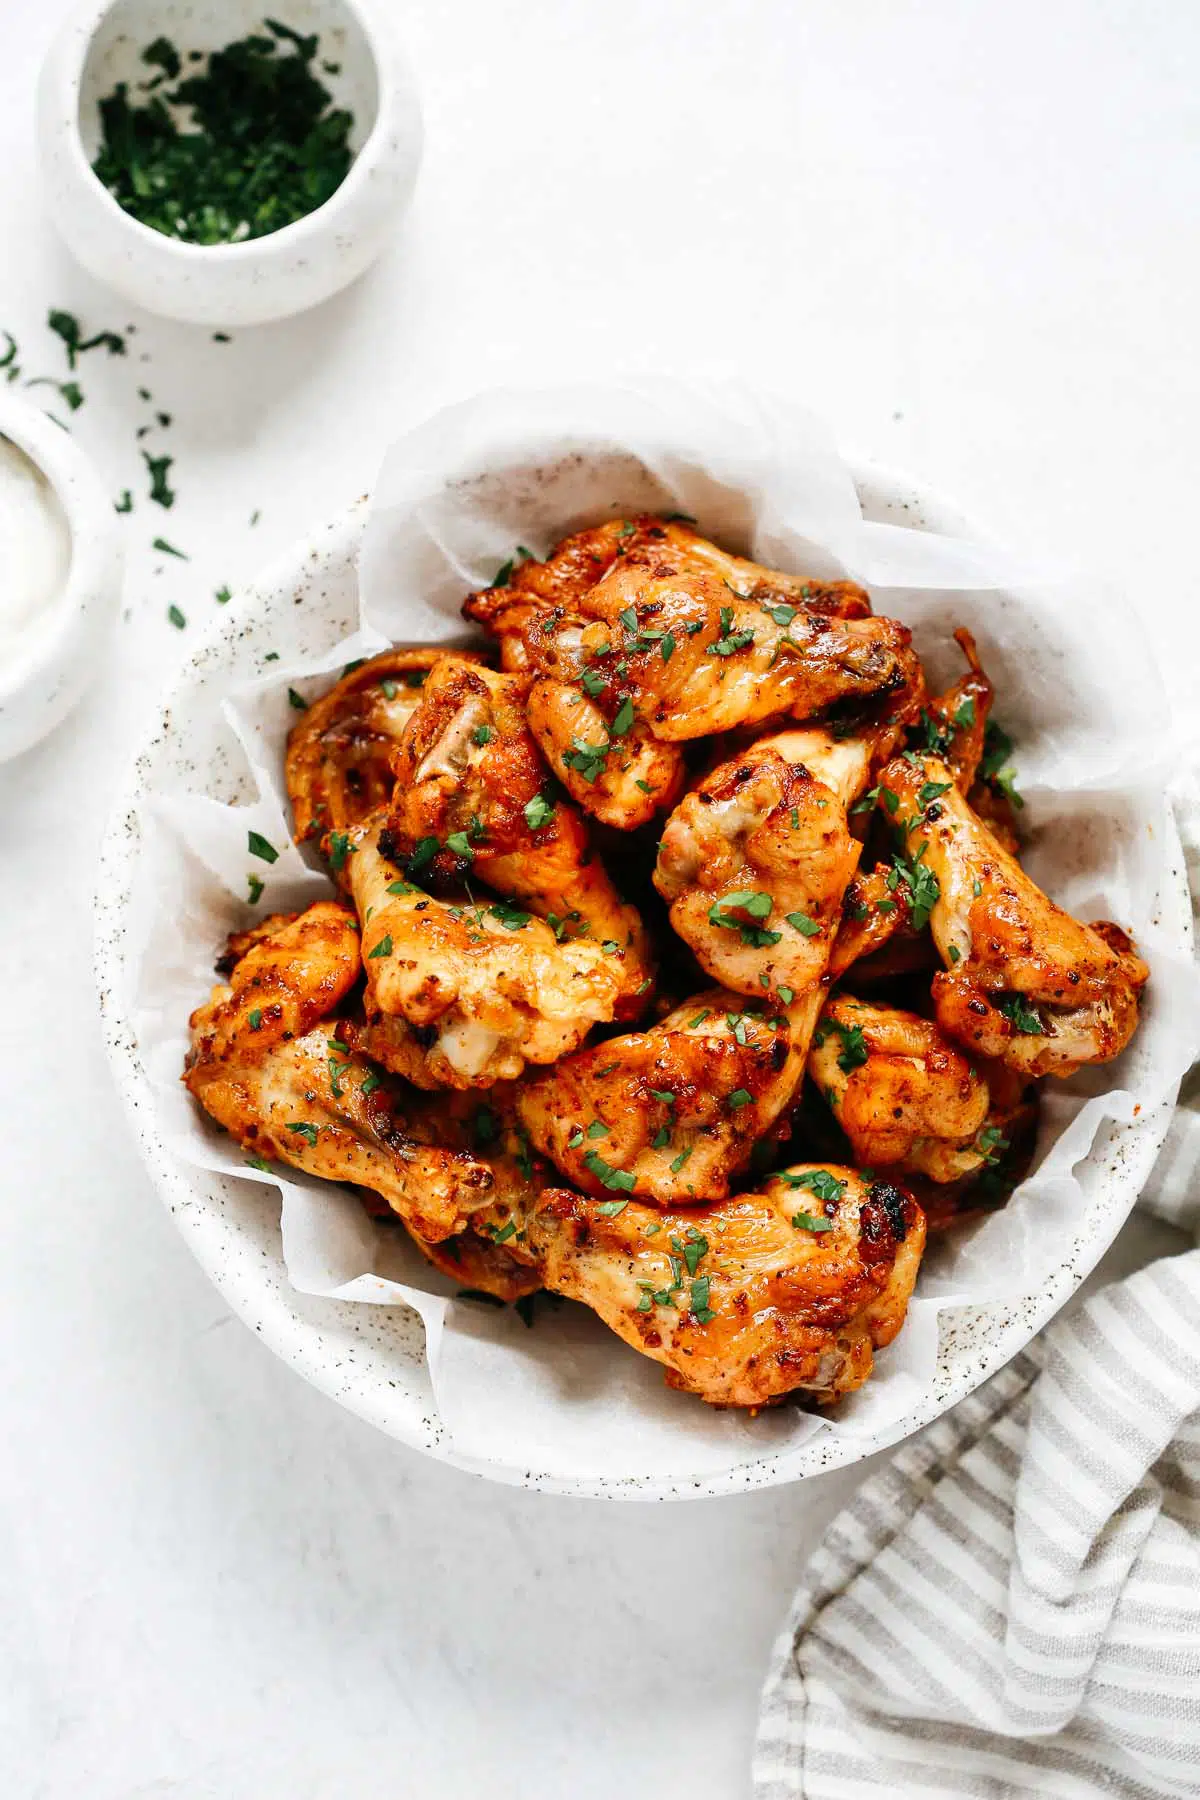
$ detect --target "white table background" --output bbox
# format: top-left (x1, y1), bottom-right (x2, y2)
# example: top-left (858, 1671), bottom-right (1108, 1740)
top-left (3, 2), bottom-right (1198, 1794)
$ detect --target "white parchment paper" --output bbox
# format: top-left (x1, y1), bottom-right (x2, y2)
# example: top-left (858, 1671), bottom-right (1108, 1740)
top-left (131, 380), bottom-right (1200, 1481)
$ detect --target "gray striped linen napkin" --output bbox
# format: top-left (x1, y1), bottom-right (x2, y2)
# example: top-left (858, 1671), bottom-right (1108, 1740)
top-left (754, 784), bottom-right (1200, 1800)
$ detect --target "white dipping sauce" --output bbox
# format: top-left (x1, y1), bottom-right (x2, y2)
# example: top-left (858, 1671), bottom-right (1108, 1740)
top-left (0, 434), bottom-right (71, 666)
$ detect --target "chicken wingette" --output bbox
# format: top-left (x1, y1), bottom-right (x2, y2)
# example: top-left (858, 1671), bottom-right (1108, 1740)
top-left (285, 648), bottom-right (480, 846)
top-left (474, 1164), bottom-right (926, 1408)
top-left (880, 754), bottom-right (1149, 1078)
top-left (516, 987), bottom-right (823, 1205)
top-left (183, 904), bottom-right (500, 1242)
top-left (385, 653), bottom-right (652, 1010)
top-left (463, 515), bottom-right (874, 673)
top-left (344, 819), bottom-right (634, 1085)
top-left (655, 727), bottom-right (871, 1000)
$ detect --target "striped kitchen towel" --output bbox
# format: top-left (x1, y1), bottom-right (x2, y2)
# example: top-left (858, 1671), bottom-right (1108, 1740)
top-left (754, 784), bottom-right (1200, 1799)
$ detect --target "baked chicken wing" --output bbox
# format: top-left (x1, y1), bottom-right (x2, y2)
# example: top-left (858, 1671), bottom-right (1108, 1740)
top-left (516, 986), bottom-right (823, 1205)
top-left (881, 754), bottom-right (1149, 1078)
top-left (474, 1164), bottom-right (926, 1407)
top-left (344, 821), bottom-right (635, 1086)
top-left (493, 536), bottom-right (918, 829)
top-left (285, 649), bottom-right (479, 846)
top-left (462, 515), bottom-right (873, 672)
top-left (808, 995), bottom-right (1000, 1183)
top-left (654, 727), bottom-right (872, 1000)
top-left (183, 904), bottom-right (497, 1242)
top-left (385, 653), bottom-right (652, 1009)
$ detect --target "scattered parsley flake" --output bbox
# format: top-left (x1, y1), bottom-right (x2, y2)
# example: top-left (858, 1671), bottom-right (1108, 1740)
top-left (247, 830), bottom-right (278, 863)
top-left (367, 934), bottom-right (393, 959)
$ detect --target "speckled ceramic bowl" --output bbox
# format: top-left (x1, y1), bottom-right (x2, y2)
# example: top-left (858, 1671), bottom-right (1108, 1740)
top-left (94, 472), bottom-right (1192, 1500)
top-left (37, 0), bottom-right (423, 326)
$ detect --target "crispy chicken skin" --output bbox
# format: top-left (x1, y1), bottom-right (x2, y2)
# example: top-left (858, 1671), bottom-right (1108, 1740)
top-left (808, 995), bottom-right (994, 1183)
top-left (462, 516), bottom-right (873, 672)
top-left (386, 654), bottom-right (652, 1009)
top-left (882, 755), bottom-right (1149, 1078)
top-left (475, 1165), bottom-right (926, 1408)
top-left (344, 820), bottom-right (634, 1085)
top-left (655, 727), bottom-right (871, 1000)
top-left (285, 649), bottom-right (481, 846)
top-left (516, 986), bottom-right (822, 1205)
top-left (525, 677), bottom-right (687, 828)
top-left (183, 906), bottom-right (498, 1242)
top-left (524, 548), bottom-right (916, 755)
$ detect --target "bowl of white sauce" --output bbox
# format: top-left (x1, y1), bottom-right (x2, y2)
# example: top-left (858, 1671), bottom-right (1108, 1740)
top-left (0, 394), bottom-right (123, 761)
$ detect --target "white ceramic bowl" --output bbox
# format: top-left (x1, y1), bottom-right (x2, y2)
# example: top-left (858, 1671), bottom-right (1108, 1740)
top-left (0, 393), bottom-right (123, 762)
top-left (94, 468), bottom-right (1192, 1498)
top-left (36, 0), bottom-right (423, 326)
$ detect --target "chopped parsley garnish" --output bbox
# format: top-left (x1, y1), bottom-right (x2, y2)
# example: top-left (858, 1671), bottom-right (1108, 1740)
top-left (328, 831), bottom-right (355, 872)
top-left (167, 603), bottom-right (186, 628)
top-left (777, 985), bottom-right (795, 1004)
top-left (490, 1220), bottom-right (517, 1244)
top-left (562, 735), bottom-right (610, 783)
top-left (567, 1128), bottom-right (584, 1149)
top-left (285, 1122), bottom-right (319, 1145)
top-left (472, 724), bottom-right (493, 746)
top-left (386, 879), bottom-right (416, 896)
top-left (247, 830), bottom-right (278, 863)
top-left (976, 1125), bottom-right (1009, 1165)
top-left (980, 720), bottom-right (1024, 809)
top-left (688, 1010), bottom-right (711, 1028)
top-left (91, 23), bottom-right (356, 245)
top-left (707, 605), bottom-right (755, 657)
top-left (583, 1150), bottom-right (636, 1192)
top-left (142, 452), bottom-right (175, 508)
top-left (999, 993), bottom-right (1044, 1035)
top-left (891, 845), bottom-right (940, 931)
top-left (786, 910), bottom-right (820, 937)
top-left (918, 780), bottom-right (952, 808)
top-left (115, 490), bottom-right (134, 513)
top-left (826, 1020), bottom-right (868, 1073)
top-left (248, 1007), bottom-right (263, 1030)
top-left (708, 891), bottom-right (781, 947)
top-left (48, 310), bottom-right (125, 369)
top-left (488, 900), bottom-right (531, 931)
top-left (609, 696), bottom-right (635, 737)
top-left (524, 792), bottom-right (555, 831)
top-left (405, 836), bottom-right (440, 875)
top-left (669, 1145), bottom-right (694, 1174)
top-left (689, 1275), bottom-right (715, 1324)
top-left (367, 934), bottom-right (393, 959)
top-left (791, 1211), bottom-right (835, 1233)
top-left (287, 686), bottom-right (307, 710)
top-left (783, 1167), bottom-right (847, 1204)
top-left (153, 536), bottom-right (187, 559)
top-left (727, 1088), bottom-right (753, 1110)
top-left (246, 873), bottom-right (264, 904)
top-left (651, 1127), bottom-right (671, 1149)
top-left (595, 1199), bottom-right (630, 1217)
top-left (586, 1120), bottom-right (609, 1139)
top-left (955, 697), bottom-right (977, 728)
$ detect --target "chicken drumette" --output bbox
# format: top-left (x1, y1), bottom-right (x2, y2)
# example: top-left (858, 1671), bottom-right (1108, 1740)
top-left (655, 727), bottom-right (872, 1001)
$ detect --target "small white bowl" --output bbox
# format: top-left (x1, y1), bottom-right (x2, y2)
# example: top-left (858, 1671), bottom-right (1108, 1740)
top-left (36, 0), bottom-right (423, 327)
top-left (0, 394), bottom-right (123, 762)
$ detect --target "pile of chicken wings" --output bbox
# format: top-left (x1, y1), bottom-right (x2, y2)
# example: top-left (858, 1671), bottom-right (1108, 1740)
top-left (184, 517), bottom-right (1149, 1412)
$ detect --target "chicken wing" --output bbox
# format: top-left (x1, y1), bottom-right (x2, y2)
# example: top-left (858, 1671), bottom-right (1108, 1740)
top-left (183, 905), bottom-right (498, 1242)
top-left (285, 648), bottom-right (482, 847)
top-left (473, 1164), bottom-right (925, 1408)
top-left (880, 754), bottom-right (1149, 1077)
top-left (463, 515), bottom-right (873, 672)
top-left (808, 995), bottom-right (996, 1183)
top-left (344, 820), bottom-right (635, 1086)
top-left (911, 628), bottom-right (995, 792)
top-left (655, 727), bottom-right (871, 1000)
top-left (385, 653), bottom-right (653, 1009)
top-left (516, 986), bottom-right (823, 1205)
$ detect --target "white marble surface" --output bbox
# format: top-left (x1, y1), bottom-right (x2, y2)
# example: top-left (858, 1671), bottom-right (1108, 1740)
top-left (3, 2), bottom-right (1198, 1794)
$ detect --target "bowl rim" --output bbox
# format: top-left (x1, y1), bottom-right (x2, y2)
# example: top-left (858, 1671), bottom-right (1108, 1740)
top-left (94, 470), bottom-right (1192, 1500)
top-left (44, 0), bottom-right (404, 263)
top-left (0, 389), bottom-right (123, 707)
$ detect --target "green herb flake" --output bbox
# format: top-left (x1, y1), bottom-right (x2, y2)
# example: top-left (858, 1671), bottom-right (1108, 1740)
top-left (215, 584), bottom-right (231, 604)
top-left (583, 1150), bottom-right (636, 1192)
top-left (327, 831), bottom-right (355, 872)
top-left (784, 1167), bottom-right (847, 1205)
top-left (786, 910), bottom-right (821, 937)
top-left (777, 985), bottom-right (795, 1004)
top-left (246, 873), bottom-right (264, 904)
top-left (367, 934), bottom-right (393, 959)
top-left (609, 696), bottom-right (635, 738)
top-left (405, 836), bottom-right (440, 876)
top-left (791, 1210), bottom-right (835, 1233)
top-left (669, 1145), bottom-right (694, 1175)
top-left (247, 830), bottom-right (278, 864)
top-left (114, 490), bottom-right (133, 513)
top-left (153, 536), bottom-right (187, 559)
top-left (285, 1122), bottom-right (319, 1146)
top-left (248, 1007), bottom-right (263, 1030)
top-left (524, 792), bottom-right (555, 831)
top-left (287, 686), bottom-right (307, 710)
top-left (167, 603), bottom-right (186, 628)
top-left (727, 1088), bottom-right (753, 1110)
top-left (142, 452), bottom-right (175, 507)
top-left (999, 993), bottom-right (1044, 1035)
top-left (595, 1199), bottom-right (630, 1217)
top-left (955, 697), bottom-right (977, 728)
